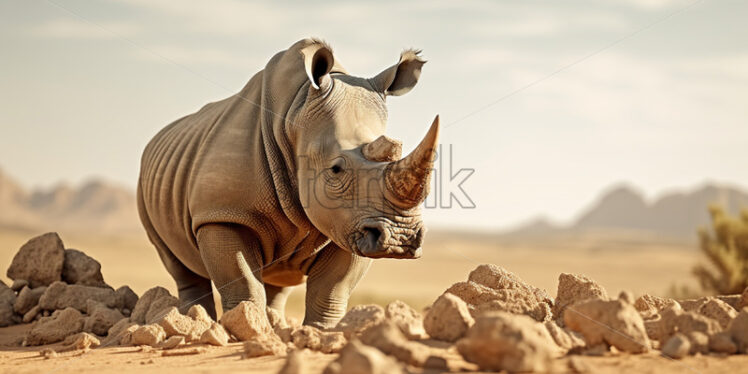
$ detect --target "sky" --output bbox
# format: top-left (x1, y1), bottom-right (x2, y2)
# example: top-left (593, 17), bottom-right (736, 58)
top-left (1, 0), bottom-right (747, 230)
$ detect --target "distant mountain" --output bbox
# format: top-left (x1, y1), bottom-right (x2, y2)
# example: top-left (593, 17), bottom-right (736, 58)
top-left (504, 183), bottom-right (748, 239)
top-left (0, 167), bottom-right (141, 235)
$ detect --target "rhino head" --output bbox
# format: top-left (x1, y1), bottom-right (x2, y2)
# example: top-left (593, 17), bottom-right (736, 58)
top-left (290, 42), bottom-right (438, 259)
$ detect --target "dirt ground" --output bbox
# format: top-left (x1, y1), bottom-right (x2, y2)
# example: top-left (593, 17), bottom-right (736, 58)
top-left (2, 227), bottom-right (743, 374)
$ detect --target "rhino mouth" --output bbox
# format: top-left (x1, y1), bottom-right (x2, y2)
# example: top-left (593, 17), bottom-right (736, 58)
top-left (350, 220), bottom-right (424, 259)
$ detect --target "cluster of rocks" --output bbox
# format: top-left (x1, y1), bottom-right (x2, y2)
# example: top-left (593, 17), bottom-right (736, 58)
top-left (4, 232), bottom-right (748, 374)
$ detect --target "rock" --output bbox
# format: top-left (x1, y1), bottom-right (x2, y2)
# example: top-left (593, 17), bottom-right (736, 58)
top-left (242, 334), bottom-right (287, 358)
top-left (657, 306), bottom-right (722, 342)
top-left (738, 287), bottom-right (748, 310)
top-left (687, 331), bottom-right (709, 354)
top-left (727, 309), bottom-right (748, 353)
top-left (716, 294), bottom-right (742, 310)
top-left (131, 324), bottom-right (166, 346)
top-left (13, 286), bottom-right (46, 315)
top-left (678, 297), bottom-right (710, 312)
top-left (334, 304), bottom-right (385, 339)
top-left (25, 307), bottom-right (85, 345)
top-left (554, 273), bottom-right (608, 321)
top-left (104, 317), bottom-right (137, 346)
top-left (220, 301), bottom-right (272, 341)
top-left (155, 307), bottom-right (198, 339)
top-left (564, 298), bottom-right (650, 353)
top-left (160, 335), bottom-right (185, 349)
top-left (360, 320), bottom-right (429, 366)
top-left (23, 305), bottom-right (41, 323)
top-left (6, 232), bottom-right (65, 288)
top-left (0, 282), bottom-right (16, 327)
top-left (544, 320), bottom-right (585, 351)
top-left (10, 279), bottom-right (28, 292)
top-left (456, 311), bottom-right (555, 373)
top-left (38, 281), bottom-right (121, 312)
top-left (423, 293), bottom-right (474, 342)
top-left (200, 322), bottom-right (230, 346)
top-left (84, 300), bottom-right (125, 336)
top-left (61, 249), bottom-right (108, 288)
top-left (278, 349), bottom-right (306, 374)
top-left (634, 294), bottom-right (680, 320)
top-left (115, 286), bottom-right (139, 312)
top-left (118, 324), bottom-right (141, 346)
top-left (709, 331), bottom-right (737, 354)
top-left (445, 264), bottom-right (553, 323)
top-left (385, 300), bottom-right (427, 340)
top-left (130, 286), bottom-right (178, 324)
top-left (661, 333), bottom-right (690, 359)
top-left (63, 332), bottom-right (101, 350)
top-left (323, 339), bottom-right (404, 374)
top-left (186, 304), bottom-right (212, 338)
top-left (267, 307), bottom-right (288, 329)
top-left (697, 297), bottom-right (738, 329)
top-left (292, 325), bottom-right (347, 353)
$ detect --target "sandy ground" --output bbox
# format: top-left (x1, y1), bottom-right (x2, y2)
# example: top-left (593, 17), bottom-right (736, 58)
top-left (2, 227), bottom-right (737, 374)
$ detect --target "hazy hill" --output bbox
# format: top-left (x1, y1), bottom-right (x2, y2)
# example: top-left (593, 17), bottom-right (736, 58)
top-left (504, 183), bottom-right (748, 239)
top-left (0, 168), bottom-right (141, 235)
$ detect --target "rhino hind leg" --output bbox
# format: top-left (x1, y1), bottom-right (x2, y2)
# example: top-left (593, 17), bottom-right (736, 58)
top-left (264, 284), bottom-right (292, 319)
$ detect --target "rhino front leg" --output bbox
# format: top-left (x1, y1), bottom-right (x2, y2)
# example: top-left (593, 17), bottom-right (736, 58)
top-left (304, 245), bottom-right (372, 329)
top-left (196, 223), bottom-right (266, 312)
top-left (265, 284), bottom-right (293, 319)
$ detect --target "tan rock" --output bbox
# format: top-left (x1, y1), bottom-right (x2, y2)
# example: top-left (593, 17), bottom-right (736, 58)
top-left (25, 307), bottom-right (85, 345)
top-left (384, 300), bottom-right (427, 340)
top-left (697, 297), bottom-right (738, 329)
top-left (84, 300), bottom-right (125, 336)
top-left (200, 322), bottom-right (230, 346)
top-left (38, 281), bottom-right (121, 312)
top-left (334, 304), bottom-right (385, 339)
top-left (131, 324), bottom-right (166, 346)
top-left (291, 325), bottom-right (346, 353)
top-left (130, 286), bottom-right (178, 324)
top-left (115, 286), bottom-right (139, 312)
top-left (23, 305), bottom-right (41, 323)
top-left (678, 297), bottom-right (709, 312)
top-left (456, 311), bottom-right (555, 373)
top-left (10, 279), bottom-right (28, 292)
top-left (323, 339), bottom-right (404, 374)
top-left (544, 320), bottom-right (585, 351)
top-left (155, 307), bottom-right (197, 338)
top-left (160, 335), bottom-right (185, 349)
top-left (6, 232), bottom-right (65, 288)
top-left (63, 332), bottom-right (101, 350)
top-left (242, 334), bottom-right (287, 358)
top-left (564, 298), bottom-right (650, 353)
top-left (658, 306), bottom-right (722, 341)
top-left (423, 293), bottom-right (474, 342)
top-left (13, 286), bottom-right (46, 315)
top-left (716, 294), bottom-right (741, 310)
top-left (661, 333), bottom-right (690, 359)
top-left (709, 331), bottom-right (737, 354)
top-left (727, 309), bottom-right (748, 353)
top-left (118, 324), bottom-right (141, 346)
top-left (104, 317), bottom-right (137, 346)
top-left (62, 248), bottom-right (108, 288)
top-left (554, 273), bottom-right (608, 321)
top-left (220, 301), bottom-right (272, 341)
top-left (0, 282), bottom-right (16, 327)
top-left (360, 320), bottom-right (429, 366)
top-left (738, 287), bottom-right (748, 310)
top-left (634, 294), bottom-right (680, 320)
top-left (687, 331), bottom-right (709, 354)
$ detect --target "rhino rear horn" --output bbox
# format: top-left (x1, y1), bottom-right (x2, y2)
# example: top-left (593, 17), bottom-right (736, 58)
top-left (385, 115), bottom-right (440, 208)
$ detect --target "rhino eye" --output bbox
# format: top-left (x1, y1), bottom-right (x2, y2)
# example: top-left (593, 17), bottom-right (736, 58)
top-left (330, 165), bottom-right (343, 174)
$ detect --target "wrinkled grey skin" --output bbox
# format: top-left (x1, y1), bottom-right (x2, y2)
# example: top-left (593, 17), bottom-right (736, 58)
top-left (137, 39), bottom-right (439, 328)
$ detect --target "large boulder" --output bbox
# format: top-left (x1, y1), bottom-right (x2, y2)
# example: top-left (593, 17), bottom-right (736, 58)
top-left (62, 249), bottom-right (108, 288)
top-left (220, 301), bottom-right (272, 341)
top-left (25, 307), bottom-right (85, 345)
top-left (456, 311), bottom-right (555, 373)
top-left (564, 298), bottom-right (650, 353)
top-left (38, 281), bottom-right (121, 312)
top-left (445, 265), bottom-right (552, 322)
top-left (6, 232), bottom-right (65, 288)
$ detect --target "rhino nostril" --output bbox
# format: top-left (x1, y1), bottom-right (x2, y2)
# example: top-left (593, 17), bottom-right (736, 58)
top-left (363, 226), bottom-right (382, 245)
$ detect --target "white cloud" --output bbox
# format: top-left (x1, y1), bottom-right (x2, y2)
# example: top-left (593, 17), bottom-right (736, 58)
top-left (130, 44), bottom-right (265, 70)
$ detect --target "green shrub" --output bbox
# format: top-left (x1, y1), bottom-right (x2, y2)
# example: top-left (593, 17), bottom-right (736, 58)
top-left (692, 205), bottom-right (748, 295)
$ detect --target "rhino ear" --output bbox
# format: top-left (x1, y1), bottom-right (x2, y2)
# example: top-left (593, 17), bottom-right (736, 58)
top-left (371, 49), bottom-right (426, 97)
top-left (302, 42), bottom-right (334, 91)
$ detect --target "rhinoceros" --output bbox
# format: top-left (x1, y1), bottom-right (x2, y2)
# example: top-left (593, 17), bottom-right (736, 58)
top-left (137, 38), bottom-right (439, 328)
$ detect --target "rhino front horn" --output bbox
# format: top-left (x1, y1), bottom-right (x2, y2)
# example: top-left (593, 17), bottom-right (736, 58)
top-left (385, 115), bottom-right (440, 208)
